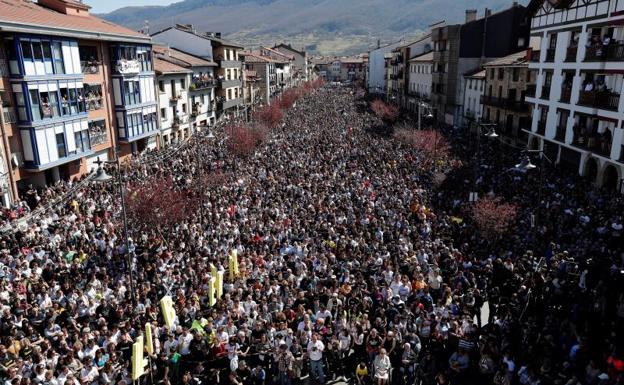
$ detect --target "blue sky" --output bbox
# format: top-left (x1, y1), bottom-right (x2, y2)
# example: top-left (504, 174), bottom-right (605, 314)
top-left (85, 0), bottom-right (175, 13)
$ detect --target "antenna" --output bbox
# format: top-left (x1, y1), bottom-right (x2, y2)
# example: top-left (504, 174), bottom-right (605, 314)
top-left (144, 20), bottom-right (150, 35)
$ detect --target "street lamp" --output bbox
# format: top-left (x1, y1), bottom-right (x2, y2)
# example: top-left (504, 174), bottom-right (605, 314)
top-left (93, 156), bottom-right (136, 306)
top-left (514, 155), bottom-right (537, 171)
top-left (514, 150), bottom-right (553, 232)
top-left (417, 102), bottom-right (433, 130)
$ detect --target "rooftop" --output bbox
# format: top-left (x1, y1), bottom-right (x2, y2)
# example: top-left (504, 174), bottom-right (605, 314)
top-left (0, 0), bottom-right (149, 43)
top-left (153, 45), bottom-right (217, 67)
top-left (483, 50), bottom-right (528, 67)
top-left (409, 51), bottom-right (434, 62)
top-left (154, 56), bottom-right (193, 75)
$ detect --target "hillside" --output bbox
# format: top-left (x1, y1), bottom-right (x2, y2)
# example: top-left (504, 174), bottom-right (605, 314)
top-left (101, 0), bottom-right (529, 55)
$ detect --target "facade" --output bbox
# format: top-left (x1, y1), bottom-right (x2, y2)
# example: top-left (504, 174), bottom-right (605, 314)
top-left (310, 57), bottom-right (331, 81)
top-left (242, 69), bottom-right (261, 119)
top-left (367, 40), bottom-right (405, 95)
top-left (151, 25), bottom-right (244, 119)
top-left (273, 44), bottom-right (308, 84)
top-left (259, 47), bottom-right (294, 91)
top-left (154, 56), bottom-right (192, 147)
top-left (0, 0), bottom-right (158, 204)
top-left (481, 51), bottom-right (532, 143)
top-left (408, 51), bottom-right (434, 114)
top-left (462, 69), bottom-right (486, 125)
top-left (391, 35), bottom-right (433, 110)
top-left (525, 0), bottom-right (624, 192)
top-left (431, 5), bottom-right (531, 126)
top-left (241, 51), bottom-right (280, 106)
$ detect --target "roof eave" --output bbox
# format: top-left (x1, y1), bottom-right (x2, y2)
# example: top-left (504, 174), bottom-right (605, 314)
top-left (0, 21), bottom-right (150, 44)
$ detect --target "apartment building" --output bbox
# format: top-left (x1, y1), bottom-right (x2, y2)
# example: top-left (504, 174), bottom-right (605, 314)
top-left (462, 69), bottom-right (486, 124)
top-left (151, 25), bottom-right (244, 119)
top-left (258, 47), bottom-right (294, 91)
top-left (367, 40), bottom-right (405, 95)
top-left (273, 44), bottom-right (309, 84)
top-left (407, 51), bottom-right (434, 114)
top-left (241, 51), bottom-right (280, 106)
top-left (526, 0), bottom-right (624, 192)
top-left (154, 56), bottom-right (191, 147)
top-left (391, 35), bottom-right (433, 110)
top-left (481, 51), bottom-right (533, 143)
top-left (431, 5), bottom-right (530, 126)
top-left (0, 0), bottom-right (158, 205)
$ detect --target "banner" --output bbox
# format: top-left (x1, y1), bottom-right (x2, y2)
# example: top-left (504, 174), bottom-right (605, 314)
top-left (132, 335), bottom-right (145, 380)
top-left (229, 249), bottom-right (239, 281)
top-left (216, 270), bottom-right (224, 299)
top-left (160, 296), bottom-right (177, 329)
top-left (210, 263), bottom-right (217, 279)
top-left (145, 323), bottom-right (154, 356)
top-left (208, 277), bottom-right (216, 307)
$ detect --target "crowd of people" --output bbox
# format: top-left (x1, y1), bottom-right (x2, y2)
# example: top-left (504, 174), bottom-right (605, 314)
top-left (0, 85), bottom-right (623, 385)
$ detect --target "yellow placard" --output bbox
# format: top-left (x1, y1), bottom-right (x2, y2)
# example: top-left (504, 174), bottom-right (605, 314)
top-left (145, 323), bottom-right (154, 356)
top-left (160, 296), bottom-right (176, 329)
top-left (132, 335), bottom-right (145, 380)
top-left (216, 271), bottom-right (224, 299)
top-left (208, 277), bottom-right (216, 307)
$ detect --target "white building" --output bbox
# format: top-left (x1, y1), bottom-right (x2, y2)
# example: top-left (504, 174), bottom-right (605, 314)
top-left (462, 69), bottom-right (485, 124)
top-left (155, 57), bottom-right (191, 147)
top-left (273, 44), bottom-right (308, 84)
top-left (526, 0), bottom-right (624, 192)
top-left (408, 51), bottom-right (434, 113)
top-left (367, 40), bottom-right (404, 95)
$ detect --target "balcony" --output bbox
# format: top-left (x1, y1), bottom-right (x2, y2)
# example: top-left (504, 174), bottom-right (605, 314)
top-left (578, 90), bottom-right (620, 111)
top-left (81, 61), bottom-right (100, 75)
top-left (526, 84), bottom-right (536, 97)
top-left (572, 130), bottom-right (612, 157)
top-left (560, 87), bottom-right (571, 103)
top-left (0, 59), bottom-right (9, 77)
top-left (545, 48), bottom-right (556, 62)
top-left (585, 43), bottom-right (624, 61)
top-left (189, 79), bottom-right (217, 91)
top-left (219, 78), bottom-right (242, 89)
top-left (480, 95), bottom-right (529, 112)
top-left (3, 107), bottom-right (16, 124)
top-left (541, 85), bottom-right (551, 100)
top-left (219, 59), bottom-right (241, 69)
top-left (530, 50), bottom-right (541, 62)
top-left (218, 97), bottom-right (243, 110)
top-left (565, 46), bottom-right (578, 62)
top-left (169, 94), bottom-right (182, 104)
top-left (86, 96), bottom-right (103, 111)
top-left (89, 130), bottom-right (108, 147)
top-left (536, 120), bottom-right (546, 135)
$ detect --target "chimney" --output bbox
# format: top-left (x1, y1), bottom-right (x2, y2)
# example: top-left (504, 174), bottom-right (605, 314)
top-left (465, 9), bottom-right (477, 23)
top-left (377, 39), bottom-right (381, 48)
top-left (215, 32), bottom-right (222, 39)
top-left (38, 0), bottom-right (90, 16)
top-left (485, 8), bottom-right (492, 17)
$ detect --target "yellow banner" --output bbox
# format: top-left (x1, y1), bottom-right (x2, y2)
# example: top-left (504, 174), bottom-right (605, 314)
top-left (145, 323), bottom-right (154, 356)
top-left (132, 335), bottom-right (145, 380)
top-left (216, 271), bottom-right (224, 299)
top-left (160, 296), bottom-right (176, 329)
top-left (208, 277), bottom-right (216, 307)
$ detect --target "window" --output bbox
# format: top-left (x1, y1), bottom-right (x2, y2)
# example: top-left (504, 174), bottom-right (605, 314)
top-left (512, 68), bottom-right (519, 82)
top-left (42, 42), bottom-right (53, 73)
top-left (56, 133), bottom-right (66, 158)
top-left (498, 68), bottom-right (504, 80)
top-left (21, 41), bottom-right (32, 60)
top-left (170, 80), bottom-right (176, 96)
top-left (159, 81), bottom-right (165, 92)
top-left (227, 89), bottom-right (232, 100)
top-left (123, 80), bottom-right (140, 105)
top-left (52, 42), bottom-right (64, 74)
top-left (182, 103), bottom-right (187, 114)
top-left (181, 78), bottom-right (186, 90)
top-left (74, 130), bottom-right (90, 154)
top-left (161, 107), bottom-right (167, 120)
top-left (490, 69), bottom-right (495, 79)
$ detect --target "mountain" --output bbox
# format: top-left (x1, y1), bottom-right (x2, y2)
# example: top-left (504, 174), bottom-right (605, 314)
top-left (100, 0), bottom-right (529, 55)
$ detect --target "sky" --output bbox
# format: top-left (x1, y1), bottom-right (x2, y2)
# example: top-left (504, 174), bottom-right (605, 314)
top-left (85, 0), bottom-right (175, 13)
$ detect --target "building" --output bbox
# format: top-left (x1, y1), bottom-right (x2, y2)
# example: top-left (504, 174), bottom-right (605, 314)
top-left (154, 55), bottom-right (192, 147)
top-left (273, 43), bottom-right (308, 84)
top-left (153, 46), bottom-right (217, 135)
top-left (258, 47), bottom-right (294, 91)
top-left (408, 51), bottom-right (434, 113)
top-left (367, 40), bottom-right (405, 95)
top-left (391, 35), bottom-right (433, 110)
top-left (0, 0), bottom-right (159, 205)
top-left (242, 68), bottom-right (261, 119)
top-left (151, 25), bottom-right (244, 119)
top-left (525, 0), bottom-right (624, 192)
top-left (462, 69), bottom-right (486, 125)
top-left (310, 57), bottom-right (331, 81)
top-left (241, 51), bottom-right (281, 106)
top-left (431, 5), bottom-right (530, 126)
top-left (481, 51), bottom-right (532, 143)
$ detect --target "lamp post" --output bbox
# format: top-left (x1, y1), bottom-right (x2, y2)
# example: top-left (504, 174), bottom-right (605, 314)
top-left (93, 155), bottom-right (136, 305)
top-left (417, 102), bottom-right (433, 131)
top-left (469, 121), bottom-right (500, 202)
top-left (514, 150), bottom-right (553, 232)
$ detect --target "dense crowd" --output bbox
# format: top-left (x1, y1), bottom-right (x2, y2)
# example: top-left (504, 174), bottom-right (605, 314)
top-left (0, 86), bottom-right (623, 385)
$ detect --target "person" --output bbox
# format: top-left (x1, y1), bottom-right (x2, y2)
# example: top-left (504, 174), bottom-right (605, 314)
top-left (307, 333), bottom-right (325, 384)
top-left (355, 362), bottom-right (370, 385)
top-left (399, 343), bottom-right (417, 384)
top-left (373, 348), bottom-right (391, 385)
top-left (276, 343), bottom-right (294, 385)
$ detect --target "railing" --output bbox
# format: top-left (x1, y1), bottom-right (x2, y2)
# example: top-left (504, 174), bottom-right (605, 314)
top-left (560, 87), bottom-right (571, 103)
top-left (81, 61), bottom-right (100, 74)
top-left (565, 46), bottom-right (578, 62)
top-left (526, 84), bottom-right (536, 97)
top-left (169, 94), bottom-right (181, 103)
top-left (585, 43), bottom-right (624, 61)
top-left (115, 59), bottom-right (141, 75)
top-left (536, 120), bottom-right (546, 135)
top-left (89, 131), bottom-right (108, 146)
top-left (545, 48), bottom-right (556, 62)
top-left (3, 107), bottom-right (16, 124)
top-left (86, 96), bottom-right (103, 111)
top-left (555, 125), bottom-right (567, 141)
top-left (578, 90), bottom-right (620, 111)
top-left (0, 59), bottom-right (9, 77)
top-left (541, 85), bottom-right (551, 99)
top-left (189, 79), bottom-right (217, 91)
top-left (573, 131), bottom-right (612, 156)
top-left (530, 50), bottom-right (541, 62)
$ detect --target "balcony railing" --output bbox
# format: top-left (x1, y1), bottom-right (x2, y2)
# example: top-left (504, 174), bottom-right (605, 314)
top-left (572, 131), bottom-right (612, 157)
top-left (565, 46), bottom-right (578, 62)
top-left (526, 84), bottom-right (536, 97)
top-left (536, 120), bottom-right (546, 135)
top-left (3, 107), bottom-right (16, 124)
top-left (89, 130), bottom-right (108, 146)
top-left (585, 43), bottom-right (624, 61)
top-left (480, 95), bottom-right (528, 112)
top-left (530, 50), bottom-right (541, 62)
top-left (578, 90), bottom-right (620, 111)
top-left (541, 85), bottom-right (551, 99)
top-left (169, 94), bottom-right (182, 104)
top-left (86, 96), bottom-right (103, 111)
top-left (81, 61), bottom-right (100, 74)
top-left (545, 48), bottom-right (556, 62)
top-left (189, 79), bottom-right (217, 91)
top-left (115, 59), bottom-right (141, 75)
top-left (560, 87), bottom-right (571, 103)
top-left (0, 59), bottom-right (9, 77)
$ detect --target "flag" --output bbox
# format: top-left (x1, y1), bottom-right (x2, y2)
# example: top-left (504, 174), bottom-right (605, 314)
top-left (191, 319), bottom-right (206, 335)
top-left (145, 323), bottom-right (154, 356)
top-left (160, 296), bottom-right (176, 329)
top-left (132, 335), bottom-right (145, 380)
